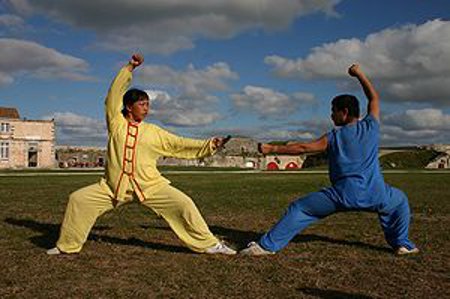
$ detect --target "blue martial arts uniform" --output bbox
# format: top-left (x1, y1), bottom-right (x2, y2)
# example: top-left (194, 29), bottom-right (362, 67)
top-left (259, 115), bottom-right (416, 252)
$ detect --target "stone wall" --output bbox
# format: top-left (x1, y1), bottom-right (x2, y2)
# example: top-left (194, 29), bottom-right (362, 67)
top-left (264, 155), bottom-right (305, 170)
top-left (56, 146), bottom-right (106, 168)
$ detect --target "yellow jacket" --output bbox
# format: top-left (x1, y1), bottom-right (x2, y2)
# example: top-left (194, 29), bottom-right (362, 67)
top-left (101, 65), bottom-right (217, 202)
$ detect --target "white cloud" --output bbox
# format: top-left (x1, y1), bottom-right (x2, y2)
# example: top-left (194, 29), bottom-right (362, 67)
top-left (384, 108), bottom-right (450, 131)
top-left (0, 14), bottom-right (24, 28)
top-left (255, 129), bottom-right (314, 141)
top-left (145, 89), bottom-right (222, 127)
top-left (46, 112), bottom-right (107, 146)
top-left (0, 72), bottom-right (14, 85)
top-left (138, 62), bottom-right (237, 127)
top-left (7, 0), bottom-right (341, 54)
top-left (381, 108), bottom-right (450, 145)
top-left (139, 62), bottom-right (238, 99)
top-left (0, 38), bottom-right (93, 86)
top-left (231, 85), bottom-right (315, 118)
top-left (155, 108), bottom-right (222, 127)
top-left (266, 19), bottom-right (450, 105)
top-left (286, 118), bottom-right (333, 138)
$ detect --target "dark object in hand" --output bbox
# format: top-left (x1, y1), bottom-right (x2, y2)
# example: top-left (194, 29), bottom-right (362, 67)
top-left (222, 135), bottom-right (232, 145)
top-left (257, 143), bottom-right (263, 153)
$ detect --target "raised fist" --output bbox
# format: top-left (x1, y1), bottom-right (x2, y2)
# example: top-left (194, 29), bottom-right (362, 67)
top-left (130, 53), bottom-right (144, 67)
top-left (348, 64), bottom-right (361, 77)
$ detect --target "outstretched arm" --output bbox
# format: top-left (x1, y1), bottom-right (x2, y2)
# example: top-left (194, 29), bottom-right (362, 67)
top-left (105, 54), bottom-right (144, 129)
top-left (259, 134), bottom-right (328, 155)
top-left (348, 64), bottom-right (380, 120)
top-left (152, 127), bottom-right (231, 159)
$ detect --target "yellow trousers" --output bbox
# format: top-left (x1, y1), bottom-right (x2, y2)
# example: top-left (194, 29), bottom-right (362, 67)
top-left (56, 182), bottom-right (219, 253)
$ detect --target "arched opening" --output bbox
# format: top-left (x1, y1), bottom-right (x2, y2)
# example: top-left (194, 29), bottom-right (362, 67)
top-left (267, 162), bottom-right (279, 170)
top-left (285, 162), bottom-right (298, 169)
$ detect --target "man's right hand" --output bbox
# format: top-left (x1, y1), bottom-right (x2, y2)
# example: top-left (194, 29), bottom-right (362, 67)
top-left (348, 63), bottom-right (380, 120)
top-left (130, 53), bottom-right (144, 69)
top-left (348, 64), bottom-right (362, 77)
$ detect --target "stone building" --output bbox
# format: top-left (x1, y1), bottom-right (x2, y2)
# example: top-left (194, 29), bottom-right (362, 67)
top-left (56, 146), bottom-right (106, 168)
top-left (426, 153), bottom-right (450, 169)
top-left (424, 144), bottom-right (450, 169)
top-left (0, 107), bottom-right (56, 169)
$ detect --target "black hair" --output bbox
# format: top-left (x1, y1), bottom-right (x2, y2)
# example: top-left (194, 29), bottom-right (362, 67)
top-left (331, 94), bottom-right (360, 118)
top-left (122, 88), bottom-right (149, 116)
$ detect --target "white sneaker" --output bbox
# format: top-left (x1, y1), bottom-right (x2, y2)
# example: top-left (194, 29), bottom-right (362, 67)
top-left (46, 247), bottom-right (61, 255)
top-left (205, 242), bottom-right (237, 255)
top-left (396, 246), bottom-right (419, 256)
top-left (240, 241), bottom-right (275, 256)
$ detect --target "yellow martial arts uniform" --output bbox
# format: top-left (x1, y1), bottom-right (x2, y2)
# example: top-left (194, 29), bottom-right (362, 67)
top-left (56, 64), bottom-right (219, 253)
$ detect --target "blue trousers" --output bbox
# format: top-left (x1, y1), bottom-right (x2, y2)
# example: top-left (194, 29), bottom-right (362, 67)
top-left (259, 185), bottom-right (416, 252)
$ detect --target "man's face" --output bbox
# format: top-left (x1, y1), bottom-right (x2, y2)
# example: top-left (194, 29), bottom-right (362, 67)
top-left (127, 98), bottom-right (149, 122)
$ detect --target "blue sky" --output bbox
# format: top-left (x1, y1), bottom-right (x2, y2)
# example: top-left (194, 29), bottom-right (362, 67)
top-left (0, 0), bottom-right (449, 146)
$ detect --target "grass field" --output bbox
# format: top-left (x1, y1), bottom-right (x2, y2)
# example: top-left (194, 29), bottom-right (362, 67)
top-left (1, 172), bottom-right (449, 298)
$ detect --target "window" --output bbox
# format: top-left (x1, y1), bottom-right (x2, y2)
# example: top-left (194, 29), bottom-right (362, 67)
top-left (1, 123), bottom-right (10, 133)
top-left (0, 142), bottom-right (9, 159)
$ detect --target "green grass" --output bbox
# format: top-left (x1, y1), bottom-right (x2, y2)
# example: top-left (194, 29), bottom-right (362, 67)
top-left (1, 172), bottom-right (449, 298)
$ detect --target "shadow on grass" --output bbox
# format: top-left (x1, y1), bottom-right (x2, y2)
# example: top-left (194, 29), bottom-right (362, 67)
top-left (142, 224), bottom-right (260, 249)
top-left (150, 224), bottom-right (392, 253)
top-left (4, 218), bottom-right (190, 254)
top-left (292, 234), bottom-right (392, 254)
top-left (297, 287), bottom-right (373, 298)
top-left (6, 217), bottom-right (391, 254)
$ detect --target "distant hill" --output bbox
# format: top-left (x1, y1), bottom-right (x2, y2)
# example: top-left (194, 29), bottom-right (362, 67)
top-left (380, 149), bottom-right (440, 169)
top-left (302, 149), bottom-right (441, 169)
top-left (302, 152), bottom-right (328, 169)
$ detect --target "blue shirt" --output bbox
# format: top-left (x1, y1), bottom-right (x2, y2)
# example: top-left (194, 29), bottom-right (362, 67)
top-left (326, 115), bottom-right (387, 209)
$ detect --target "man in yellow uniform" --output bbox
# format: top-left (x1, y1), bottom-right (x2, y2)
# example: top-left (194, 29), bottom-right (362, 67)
top-left (47, 54), bottom-right (236, 255)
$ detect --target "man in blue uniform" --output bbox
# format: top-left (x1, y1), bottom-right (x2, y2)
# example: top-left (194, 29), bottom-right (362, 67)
top-left (241, 64), bottom-right (419, 256)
